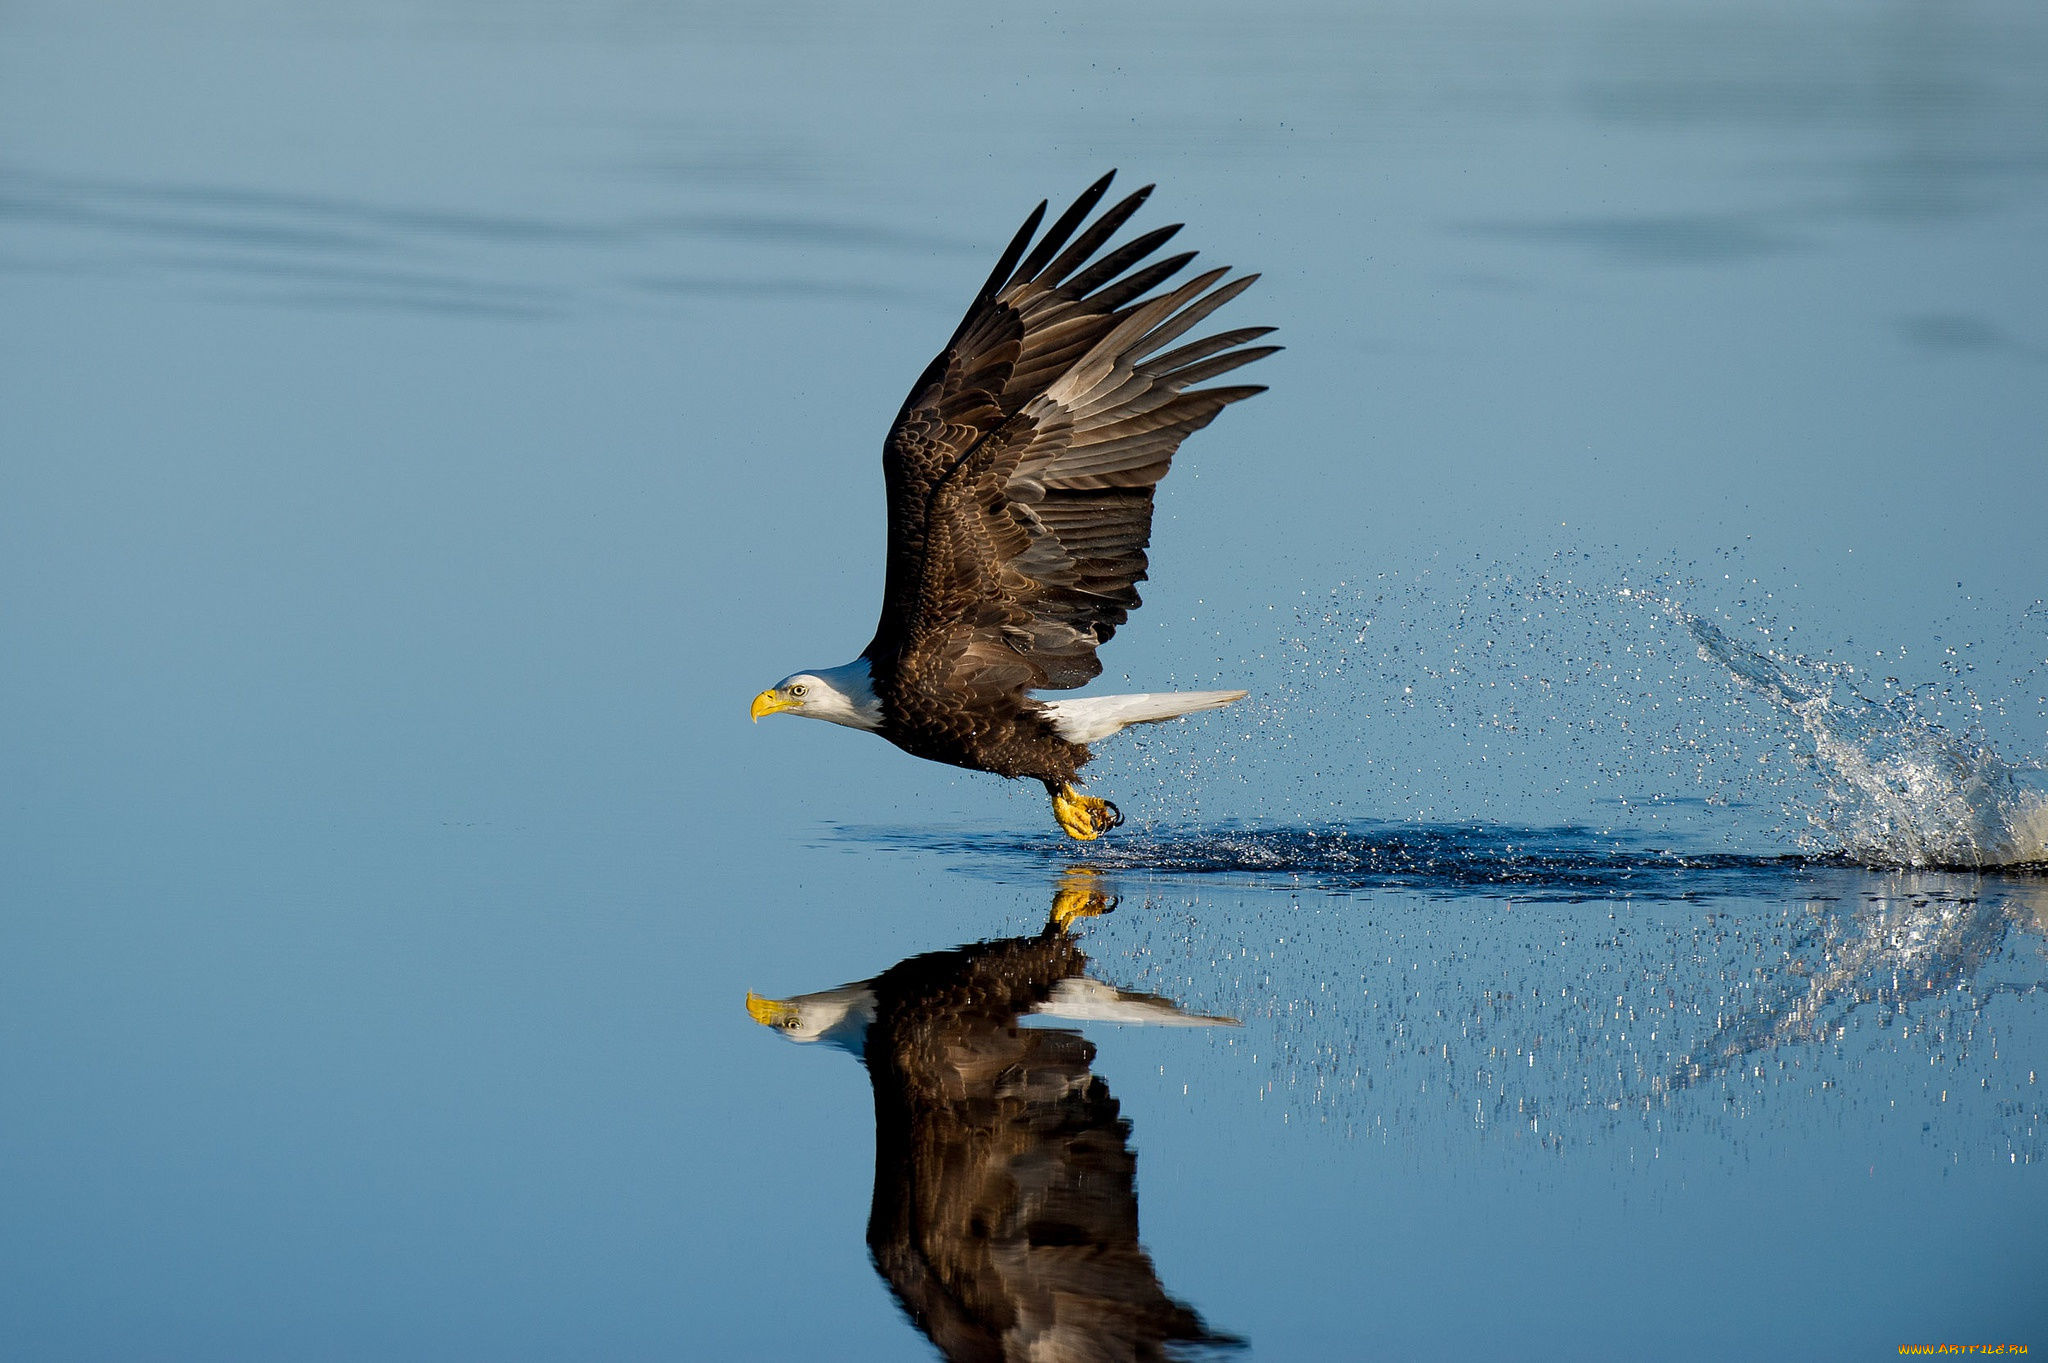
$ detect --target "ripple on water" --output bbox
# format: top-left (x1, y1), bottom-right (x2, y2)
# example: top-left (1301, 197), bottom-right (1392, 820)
top-left (840, 820), bottom-right (1829, 902)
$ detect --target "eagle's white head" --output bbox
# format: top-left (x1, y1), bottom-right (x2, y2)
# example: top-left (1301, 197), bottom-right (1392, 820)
top-left (745, 983), bottom-right (877, 1055)
top-left (749, 659), bottom-right (883, 731)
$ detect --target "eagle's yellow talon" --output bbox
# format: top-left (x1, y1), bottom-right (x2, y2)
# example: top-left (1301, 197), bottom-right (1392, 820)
top-left (1050, 783), bottom-right (1122, 841)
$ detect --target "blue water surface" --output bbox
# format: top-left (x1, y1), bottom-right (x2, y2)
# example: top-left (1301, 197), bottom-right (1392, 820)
top-left (4, 1), bottom-right (2046, 1358)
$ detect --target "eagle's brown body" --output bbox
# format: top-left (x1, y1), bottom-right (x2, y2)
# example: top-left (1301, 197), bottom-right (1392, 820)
top-left (861, 174), bottom-right (1273, 791)
top-left (880, 647), bottom-right (1089, 785)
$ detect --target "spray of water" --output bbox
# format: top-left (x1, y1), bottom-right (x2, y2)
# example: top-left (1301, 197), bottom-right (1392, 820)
top-left (1102, 553), bottom-right (1783, 842)
top-left (1082, 553), bottom-right (2045, 869)
top-left (1676, 605), bottom-right (2048, 869)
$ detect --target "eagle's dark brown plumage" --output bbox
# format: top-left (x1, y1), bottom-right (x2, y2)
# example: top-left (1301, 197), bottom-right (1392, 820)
top-left (752, 174), bottom-right (1274, 837)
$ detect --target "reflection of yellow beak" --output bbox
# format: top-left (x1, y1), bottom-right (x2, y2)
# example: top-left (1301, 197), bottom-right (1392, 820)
top-left (745, 991), bottom-right (796, 1027)
top-left (750, 689), bottom-right (795, 722)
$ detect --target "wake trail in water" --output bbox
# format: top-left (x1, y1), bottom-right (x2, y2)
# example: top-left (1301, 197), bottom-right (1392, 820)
top-left (848, 821), bottom-right (1805, 902)
top-left (1676, 605), bottom-right (2048, 870)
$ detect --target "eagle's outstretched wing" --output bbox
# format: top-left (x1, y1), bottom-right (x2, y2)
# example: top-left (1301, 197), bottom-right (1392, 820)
top-left (865, 173), bottom-right (1275, 700)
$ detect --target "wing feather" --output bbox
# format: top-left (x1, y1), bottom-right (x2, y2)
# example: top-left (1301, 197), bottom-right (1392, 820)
top-left (869, 176), bottom-right (1274, 709)
top-left (1059, 222), bottom-right (1182, 296)
top-left (1079, 251), bottom-right (1199, 313)
top-left (1126, 272), bottom-right (1264, 361)
top-left (1037, 187), bottom-right (1156, 286)
top-left (1006, 171), bottom-right (1117, 285)
top-left (1143, 324), bottom-right (1277, 374)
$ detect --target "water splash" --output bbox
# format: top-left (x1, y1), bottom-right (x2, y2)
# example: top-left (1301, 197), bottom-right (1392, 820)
top-left (1083, 551), bottom-right (2044, 864)
top-left (1677, 606), bottom-right (2048, 869)
top-left (1098, 552), bottom-right (1791, 843)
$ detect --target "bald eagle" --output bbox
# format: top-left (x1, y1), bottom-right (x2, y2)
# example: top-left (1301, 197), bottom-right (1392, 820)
top-left (745, 874), bottom-right (1242, 1360)
top-left (750, 172), bottom-right (1275, 839)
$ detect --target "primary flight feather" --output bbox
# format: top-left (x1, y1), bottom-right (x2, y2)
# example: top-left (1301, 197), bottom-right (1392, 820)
top-left (750, 172), bottom-right (1276, 839)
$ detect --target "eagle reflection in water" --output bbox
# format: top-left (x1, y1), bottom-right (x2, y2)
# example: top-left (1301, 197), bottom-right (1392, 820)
top-left (746, 873), bottom-right (1243, 1362)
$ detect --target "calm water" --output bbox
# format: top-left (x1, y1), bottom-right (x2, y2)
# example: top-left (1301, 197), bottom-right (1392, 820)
top-left (4, 1), bottom-right (2046, 1357)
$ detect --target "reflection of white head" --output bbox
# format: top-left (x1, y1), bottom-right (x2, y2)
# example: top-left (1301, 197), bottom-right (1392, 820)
top-left (745, 983), bottom-right (878, 1054)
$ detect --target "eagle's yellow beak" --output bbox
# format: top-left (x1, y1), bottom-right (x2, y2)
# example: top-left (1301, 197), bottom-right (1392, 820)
top-left (745, 991), bottom-right (796, 1027)
top-left (750, 689), bottom-right (796, 722)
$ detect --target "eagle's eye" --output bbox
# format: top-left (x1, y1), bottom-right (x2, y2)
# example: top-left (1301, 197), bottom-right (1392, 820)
top-left (782, 1019), bottom-right (801, 1030)
top-left (789, 683), bottom-right (808, 697)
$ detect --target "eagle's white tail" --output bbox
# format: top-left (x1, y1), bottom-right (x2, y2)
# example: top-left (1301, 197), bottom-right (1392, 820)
top-left (1041, 689), bottom-right (1248, 744)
